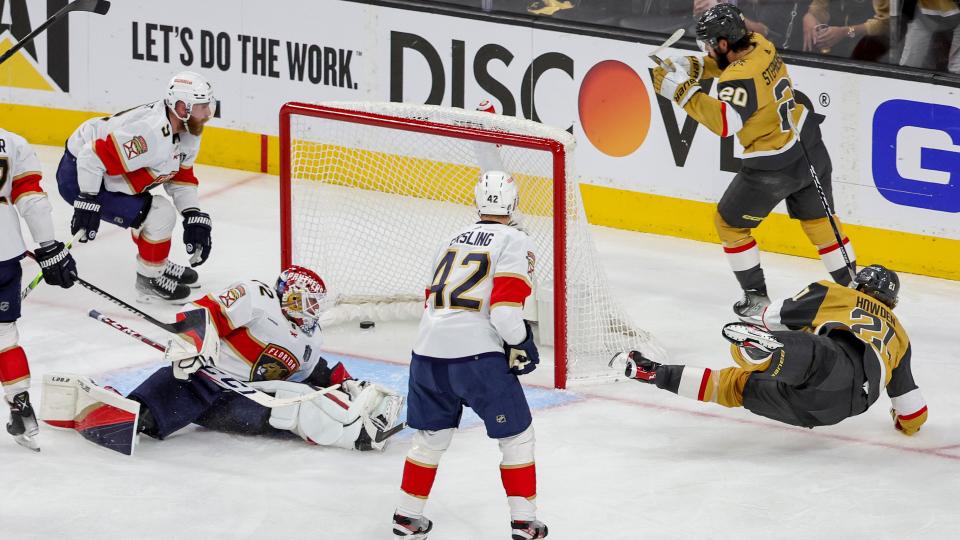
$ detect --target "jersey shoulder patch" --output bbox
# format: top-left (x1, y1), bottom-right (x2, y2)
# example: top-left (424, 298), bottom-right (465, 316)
top-left (218, 283), bottom-right (248, 308)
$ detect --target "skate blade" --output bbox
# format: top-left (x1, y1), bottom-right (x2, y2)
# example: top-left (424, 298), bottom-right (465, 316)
top-left (14, 433), bottom-right (40, 452)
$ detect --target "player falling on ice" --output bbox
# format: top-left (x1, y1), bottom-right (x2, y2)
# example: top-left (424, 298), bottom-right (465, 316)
top-left (613, 265), bottom-right (927, 435)
top-left (0, 128), bottom-right (78, 451)
top-left (392, 171), bottom-right (547, 540)
top-left (47, 266), bottom-right (402, 452)
top-left (55, 71), bottom-right (216, 304)
top-left (652, 3), bottom-right (857, 317)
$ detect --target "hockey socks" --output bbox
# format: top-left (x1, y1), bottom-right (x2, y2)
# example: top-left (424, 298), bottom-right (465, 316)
top-left (0, 345), bottom-right (31, 396)
top-left (397, 428), bottom-right (453, 517)
top-left (499, 425), bottom-right (538, 521)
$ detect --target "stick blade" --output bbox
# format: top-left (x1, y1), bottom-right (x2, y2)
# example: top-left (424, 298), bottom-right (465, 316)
top-left (67, 0), bottom-right (110, 15)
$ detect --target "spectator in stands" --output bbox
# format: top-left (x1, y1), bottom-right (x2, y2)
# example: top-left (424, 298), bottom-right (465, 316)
top-left (802, 0), bottom-right (890, 61)
top-left (899, 0), bottom-right (960, 72)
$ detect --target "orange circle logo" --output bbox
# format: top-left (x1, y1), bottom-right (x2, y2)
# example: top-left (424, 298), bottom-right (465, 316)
top-left (578, 60), bottom-right (651, 157)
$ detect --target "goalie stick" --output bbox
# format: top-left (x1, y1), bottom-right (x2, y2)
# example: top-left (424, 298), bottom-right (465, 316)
top-left (648, 28), bottom-right (685, 68)
top-left (0, 0), bottom-right (111, 66)
top-left (85, 308), bottom-right (342, 408)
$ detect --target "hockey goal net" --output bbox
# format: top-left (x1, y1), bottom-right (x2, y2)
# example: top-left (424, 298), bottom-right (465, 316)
top-left (280, 101), bottom-right (665, 388)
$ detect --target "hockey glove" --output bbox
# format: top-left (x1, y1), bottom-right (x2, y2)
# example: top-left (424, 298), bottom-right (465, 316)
top-left (71, 192), bottom-right (102, 242)
top-left (662, 55), bottom-right (705, 81)
top-left (182, 209), bottom-right (212, 266)
top-left (35, 241), bottom-right (78, 289)
top-left (653, 63), bottom-right (701, 108)
top-left (609, 351), bottom-right (660, 383)
top-left (506, 322), bottom-right (540, 375)
top-left (890, 407), bottom-right (927, 436)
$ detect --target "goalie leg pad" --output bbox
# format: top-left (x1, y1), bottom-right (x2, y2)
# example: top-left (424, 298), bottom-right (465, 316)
top-left (127, 366), bottom-right (221, 439)
top-left (40, 373), bottom-right (141, 456)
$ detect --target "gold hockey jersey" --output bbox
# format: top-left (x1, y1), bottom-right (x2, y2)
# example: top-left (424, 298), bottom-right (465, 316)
top-left (762, 281), bottom-right (914, 396)
top-left (683, 33), bottom-right (816, 170)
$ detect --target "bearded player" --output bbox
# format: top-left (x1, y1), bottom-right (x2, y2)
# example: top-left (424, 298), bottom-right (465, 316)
top-left (653, 3), bottom-right (857, 318)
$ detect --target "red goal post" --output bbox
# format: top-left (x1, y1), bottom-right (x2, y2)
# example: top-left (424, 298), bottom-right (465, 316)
top-left (279, 101), bottom-right (664, 389)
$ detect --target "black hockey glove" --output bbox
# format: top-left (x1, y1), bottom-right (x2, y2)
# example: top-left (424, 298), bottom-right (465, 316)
top-left (34, 241), bottom-right (78, 289)
top-left (71, 192), bottom-right (101, 242)
top-left (182, 209), bottom-right (212, 266)
top-left (506, 322), bottom-right (540, 376)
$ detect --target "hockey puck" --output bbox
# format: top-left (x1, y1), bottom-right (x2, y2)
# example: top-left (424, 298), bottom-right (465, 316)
top-left (359, 320), bottom-right (375, 330)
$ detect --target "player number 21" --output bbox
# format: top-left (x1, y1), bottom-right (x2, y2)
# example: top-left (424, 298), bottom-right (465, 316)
top-left (430, 250), bottom-right (491, 311)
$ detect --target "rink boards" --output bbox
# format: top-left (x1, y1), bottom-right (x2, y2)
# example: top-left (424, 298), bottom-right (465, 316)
top-left (0, 0), bottom-right (957, 279)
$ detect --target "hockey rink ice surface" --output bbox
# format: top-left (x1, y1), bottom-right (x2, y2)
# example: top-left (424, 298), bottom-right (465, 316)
top-left (4, 146), bottom-right (960, 539)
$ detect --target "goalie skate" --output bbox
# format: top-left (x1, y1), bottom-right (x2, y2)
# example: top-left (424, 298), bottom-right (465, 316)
top-left (6, 391), bottom-right (40, 452)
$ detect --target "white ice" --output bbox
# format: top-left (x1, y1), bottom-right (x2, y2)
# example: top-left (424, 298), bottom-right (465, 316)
top-left (2, 145), bottom-right (958, 539)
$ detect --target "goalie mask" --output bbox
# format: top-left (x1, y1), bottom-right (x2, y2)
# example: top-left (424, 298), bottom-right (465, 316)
top-left (165, 71), bottom-right (217, 134)
top-left (853, 264), bottom-right (900, 309)
top-left (475, 170), bottom-right (519, 217)
top-left (276, 265), bottom-right (329, 335)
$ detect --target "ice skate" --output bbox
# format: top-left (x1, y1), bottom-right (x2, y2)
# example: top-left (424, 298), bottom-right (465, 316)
top-left (6, 391), bottom-right (40, 452)
top-left (733, 289), bottom-right (770, 320)
top-left (511, 519), bottom-right (548, 540)
top-left (163, 260), bottom-right (200, 288)
top-left (136, 273), bottom-right (191, 304)
top-left (393, 512), bottom-right (432, 539)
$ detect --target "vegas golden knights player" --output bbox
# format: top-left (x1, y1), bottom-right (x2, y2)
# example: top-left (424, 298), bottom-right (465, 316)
top-left (652, 3), bottom-right (857, 318)
top-left (614, 265), bottom-right (928, 436)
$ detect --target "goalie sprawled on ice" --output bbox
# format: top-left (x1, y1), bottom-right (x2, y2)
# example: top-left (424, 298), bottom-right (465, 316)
top-left (43, 266), bottom-right (403, 455)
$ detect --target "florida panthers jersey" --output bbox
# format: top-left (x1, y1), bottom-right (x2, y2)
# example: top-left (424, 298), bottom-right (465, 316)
top-left (0, 129), bottom-right (54, 261)
top-left (66, 101), bottom-right (202, 211)
top-left (190, 280), bottom-right (326, 383)
top-left (412, 221), bottom-right (536, 359)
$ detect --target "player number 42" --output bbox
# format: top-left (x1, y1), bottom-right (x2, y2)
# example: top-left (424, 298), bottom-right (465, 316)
top-left (430, 250), bottom-right (490, 311)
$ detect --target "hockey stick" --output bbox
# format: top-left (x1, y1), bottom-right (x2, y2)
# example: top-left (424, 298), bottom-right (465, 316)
top-left (20, 230), bottom-right (85, 301)
top-left (0, 0), bottom-right (111, 66)
top-left (86, 309), bottom-right (342, 408)
top-left (648, 28), bottom-right (685, 68)
top-left (788, 121), bottom-right (857, 282)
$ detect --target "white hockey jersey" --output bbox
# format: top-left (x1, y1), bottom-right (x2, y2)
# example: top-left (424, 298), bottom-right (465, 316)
top-left (191, 280), bottom-right (326, 383)
top-left (412, 221), bottom-right (536, 360)
top-left (0, 129), bottom-right (55, 262)
top-left (66, 101), bottom-right (202, 212)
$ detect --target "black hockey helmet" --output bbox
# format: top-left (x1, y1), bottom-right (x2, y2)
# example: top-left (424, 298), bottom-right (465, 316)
top-left (853, 264), bottom-right (900, 308)
top-left (695, 3), bottom-right (748, 50)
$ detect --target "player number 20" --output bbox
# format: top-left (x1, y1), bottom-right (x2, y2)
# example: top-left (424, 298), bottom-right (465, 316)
top-left (430, 250), bottom-right (491, 311)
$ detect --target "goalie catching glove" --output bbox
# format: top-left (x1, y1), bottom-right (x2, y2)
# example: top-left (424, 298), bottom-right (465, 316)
top-left (250, 378), bottom-right (403, 451)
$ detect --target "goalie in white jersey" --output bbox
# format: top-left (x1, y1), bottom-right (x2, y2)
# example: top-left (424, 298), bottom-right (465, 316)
top-left (110, 265), bottom-right (402, 451)
top-left (392, 171), bottom-right (548, 540)
top-left (55, 71), bottom-right (216, 304)
top-left (1, 129), bottom-right (78, 451)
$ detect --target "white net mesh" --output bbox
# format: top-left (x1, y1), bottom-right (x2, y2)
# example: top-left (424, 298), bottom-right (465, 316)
top-left (284, 101), bottom-right (666, 385)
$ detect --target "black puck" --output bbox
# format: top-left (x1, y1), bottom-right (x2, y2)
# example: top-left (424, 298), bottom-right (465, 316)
top-left (360, 320), bottom-right (375, 329)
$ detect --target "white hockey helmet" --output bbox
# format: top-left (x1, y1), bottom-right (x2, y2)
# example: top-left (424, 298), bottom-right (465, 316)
top-left (475, 170), bottom-right (519, 216)
top-left (165, 71), bottom-right (217, 121)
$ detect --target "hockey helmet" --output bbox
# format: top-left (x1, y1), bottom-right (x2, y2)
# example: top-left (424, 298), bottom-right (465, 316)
top-left (696, 3), bottom-right (748, 52)
top-left (853, 264), bottom-right (900, 308)
top-left (165, 71), bottom-right (217, 121)
top-left (276, 265), bottom-right (329, 335)
top-left (475, 170), bottom-right (519, 217)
